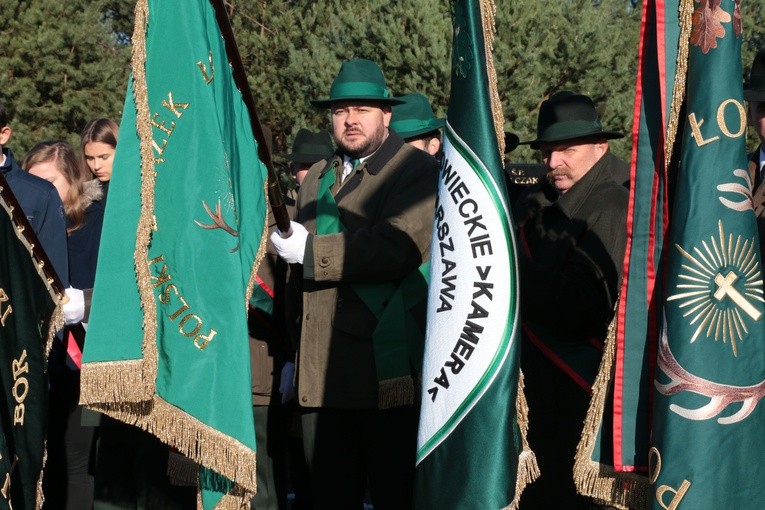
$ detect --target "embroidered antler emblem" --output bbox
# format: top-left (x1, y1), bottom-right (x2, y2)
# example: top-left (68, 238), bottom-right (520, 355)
top-left (655, 332), bottom-right (765, 424)
top-left (195, 200), bottom-right (238, 237)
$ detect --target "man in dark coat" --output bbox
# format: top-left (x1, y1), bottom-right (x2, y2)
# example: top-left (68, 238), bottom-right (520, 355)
top-left (745, 49), bottom-right (765, 256)
top-left (0, 101), bottom-right (68, 282)
top-left (270, 59), bottom-right (438, 510)
top-left (513, 91), bottom-right (629, 509)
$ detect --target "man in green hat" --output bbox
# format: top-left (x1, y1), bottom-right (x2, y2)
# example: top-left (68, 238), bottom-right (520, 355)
top-left (745, 49), bottom-right (765, 256)
top-left (390, 92), bottom-right (445, 157)
top-left (270, 59), bottom-right (438, 510)
top-left (513, 91), bottom-right (629, 509)
top-left (283, 128), bottom-right (335, 187)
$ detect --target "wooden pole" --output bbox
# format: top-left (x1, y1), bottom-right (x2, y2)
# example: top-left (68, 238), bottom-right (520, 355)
top-left (209, 0), bottom-right (291, 232)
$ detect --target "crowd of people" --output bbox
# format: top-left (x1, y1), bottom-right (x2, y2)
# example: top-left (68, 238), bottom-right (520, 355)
top-left (1, 47), bottom-right (764, 510)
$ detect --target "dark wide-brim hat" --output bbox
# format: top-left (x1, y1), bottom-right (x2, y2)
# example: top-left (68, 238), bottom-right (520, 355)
top-left (504, 132), bottom-right (520, 153)
top-left (311, 59), bottom-right (404, 108)
top-left (390, 93), bottom-right (445, 139)
top-left (282, 128), bottom-right (334, 164)
top-left (744, 49), bottom-right (765, 102)
top-left (520, 91), bottom-right (623, 149)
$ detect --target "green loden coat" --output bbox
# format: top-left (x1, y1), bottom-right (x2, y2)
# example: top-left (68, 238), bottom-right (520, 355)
top-left (292, 131), bottom-right (438, 409)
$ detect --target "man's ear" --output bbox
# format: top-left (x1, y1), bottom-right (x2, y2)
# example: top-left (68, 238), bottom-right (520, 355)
top-left (427, 137), bottom-right (441, 157)
top-left (0, 126), bottom-right (12, 146)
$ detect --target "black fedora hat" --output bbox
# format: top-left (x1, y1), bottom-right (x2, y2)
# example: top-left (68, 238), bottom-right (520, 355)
top-left (744, 49), bottom-right (765, 102)
top-left (520, 91), bottom-right (623, 149)
top-left (282, 128), bottom-right (335, 164)
top-left (504, 132), bottom-right (520, 153)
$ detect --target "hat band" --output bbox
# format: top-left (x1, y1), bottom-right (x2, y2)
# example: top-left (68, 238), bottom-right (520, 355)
top-left (539, 119), bottom-right (603, 141)
top-left (330, 81), bottom-right (391, 101)
top-left (392, 118), bottom-right (439, 134)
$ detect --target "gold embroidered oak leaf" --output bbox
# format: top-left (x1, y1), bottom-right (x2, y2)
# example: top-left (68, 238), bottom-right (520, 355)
top-left (690, 1), bottom-right (731, 54)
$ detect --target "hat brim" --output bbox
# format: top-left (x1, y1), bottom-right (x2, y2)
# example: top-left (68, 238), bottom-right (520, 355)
top-left (520, 130), bottom-right (624, 149)
top-left (744, 89), bottom-right (765, 102)
top-left (396, 119), bottom-right (445, 140)
top-left (311, 96), bottom-right (405, 108)
top-left (281, 152), bottom-right (334, 164)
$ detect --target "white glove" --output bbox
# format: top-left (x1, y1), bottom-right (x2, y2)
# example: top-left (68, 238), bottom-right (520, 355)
top-left (270, 221), bottom-right (309, 264)
top-left (279, 361), bottom-right (295, 404)
top-left (63, 287), bottom-right (85, 325)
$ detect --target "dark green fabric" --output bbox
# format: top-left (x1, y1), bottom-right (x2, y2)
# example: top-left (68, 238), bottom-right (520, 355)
top-left (0, 182), bottom-right (56, 509)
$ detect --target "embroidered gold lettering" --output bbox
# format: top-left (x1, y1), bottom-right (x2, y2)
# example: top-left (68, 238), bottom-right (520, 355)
top-left (0, 288), bottom-right (11, 327)
top-left (194, 330), bottom-right (217, 350)
top-left (649, 447), bottom-right (691, 509)
top-left (179, 314), bottom-right (202, 337)
top-left (149, 255), bottom-right (215, 351)
top-left (197, 51), bottom-right (214, 84)
top-left (162, 92), bottom-right (189, 119)
top-left (688, 113), bottom-right (719, 147)
top-left (12, 350), bottom-right (29, 426)
top-left (168, 297), bottom-right (190, 321)
top-left (150, 92), bottom-right (190, 163)
top-left (717, 99), bottom-right (746, 138)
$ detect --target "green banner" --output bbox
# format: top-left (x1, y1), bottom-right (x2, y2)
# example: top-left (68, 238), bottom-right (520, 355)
top-left (0, 175), bottom-right (61, 509)
top-left (651, 1), bottom-right (765, 508)
top-left (80, 0), bottom-right (267, 506)
top-left (414, 1), bottom-right (535, 508)
top-left (573, 1), bottom-right (681, 507)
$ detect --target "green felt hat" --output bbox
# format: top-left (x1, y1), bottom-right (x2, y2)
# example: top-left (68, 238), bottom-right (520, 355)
top-left (390, 93), bottom-right (445, 140)
top-left (744, 49), bottom-right (765, 102)
top-left (311, 59), bottom-right (404, 108)
top-left (282, 128), bottom-right (334, 164)
top-left (520, 91), bottom-right (623, 149)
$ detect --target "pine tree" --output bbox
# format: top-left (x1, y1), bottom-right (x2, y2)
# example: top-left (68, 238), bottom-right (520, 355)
top-left (0, 0), bottom-right (130, 156)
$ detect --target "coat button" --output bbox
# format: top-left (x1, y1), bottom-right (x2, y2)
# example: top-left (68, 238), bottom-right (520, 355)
top-left (301, 396), bottom-right (308, 403)
top-left (320, 257), bottom-right (330, 267)
top-left (305, 314), bottom-right (310, 321)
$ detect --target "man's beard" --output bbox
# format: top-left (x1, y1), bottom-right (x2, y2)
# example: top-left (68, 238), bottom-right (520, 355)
top-left (335, 124), bottom-right (387, 158)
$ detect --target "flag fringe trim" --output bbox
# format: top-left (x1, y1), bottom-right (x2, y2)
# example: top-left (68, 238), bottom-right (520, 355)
top-left (574, 307), bottom-right (649, 510)
top-left (504, 371), bottom-right (540, 510)
top-left (131, 0), bottom-right (161, 402)
top-left (479, 0), bottom-right (506, 155)
top-left (664, 0), bottom-right (692, 171)
top-left (79, 360), bottom-right (149, 404)
top-left (87, 395), bottom-right (256, 501)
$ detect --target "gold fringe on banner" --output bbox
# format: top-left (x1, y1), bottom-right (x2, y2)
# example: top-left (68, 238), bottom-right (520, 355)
top-left (664, 0), bottom-right (693, 171)
top-left (478, 0), bottom-right (539, 506)
top-left (480, 0), bottom-right (506, 156)
top-left (80, 0), bottom-right (260, 506)
top-left (89, 397), bottom-right (256, 498)
top-left (79, 360), bottom-right (147, 404)
top-left (573, 305), bottom-right (649, 510)
top-left (132, 0), bottom-right (160, 399)
top-left (504, 371), bottom-right (540, 510)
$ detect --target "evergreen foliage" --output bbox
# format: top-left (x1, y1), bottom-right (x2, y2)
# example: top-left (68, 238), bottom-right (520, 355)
top-left (0, 0), bottom-right (131, 156)
top-left (1, 0), bottom-right (762, 161)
